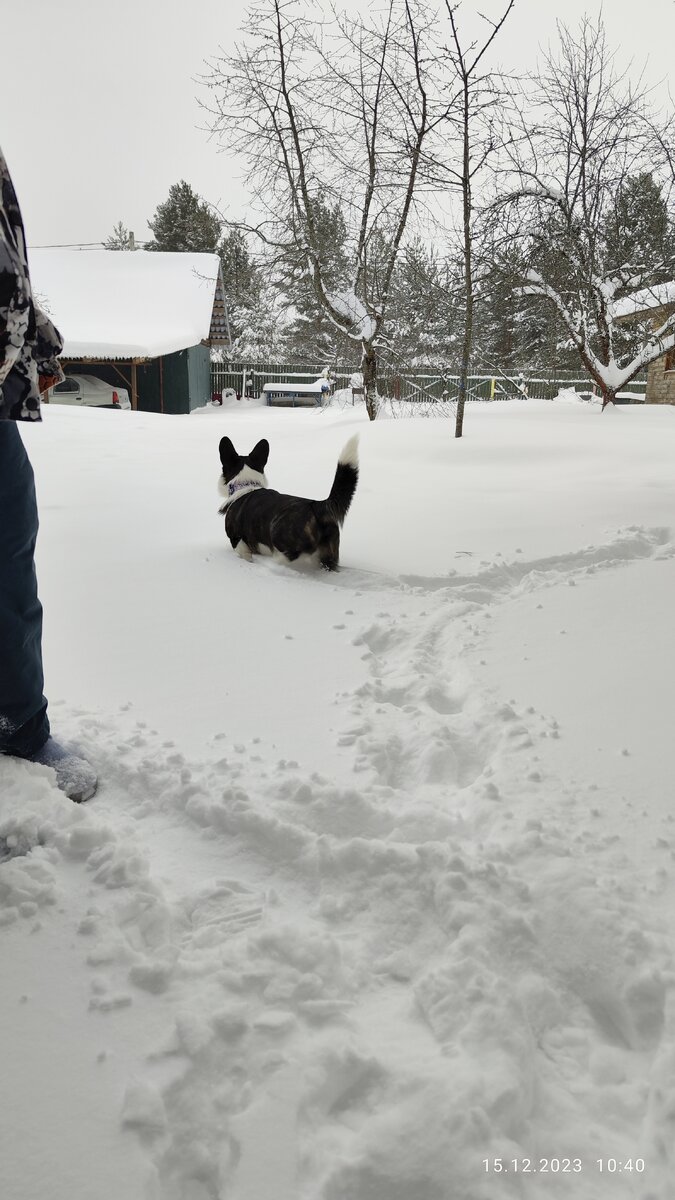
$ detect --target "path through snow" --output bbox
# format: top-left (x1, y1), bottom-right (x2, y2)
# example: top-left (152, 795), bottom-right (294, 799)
top-left (3, 511), bottom-right (674, 1200)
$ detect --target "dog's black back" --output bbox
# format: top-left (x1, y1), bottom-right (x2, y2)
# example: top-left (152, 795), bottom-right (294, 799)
top-left (227, 489), bottom-right (341, 566)
top-left (218, 435), bottom-right (359, 571)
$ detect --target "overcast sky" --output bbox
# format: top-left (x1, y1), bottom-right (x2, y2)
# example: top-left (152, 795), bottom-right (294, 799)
top-left (2, 0), bottom-right (673, 249)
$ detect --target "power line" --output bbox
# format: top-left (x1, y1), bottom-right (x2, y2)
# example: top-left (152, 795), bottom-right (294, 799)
top-left (30, 241), bottom-right (107, 249)
top-left (29, 239), bottom-right (154, 249)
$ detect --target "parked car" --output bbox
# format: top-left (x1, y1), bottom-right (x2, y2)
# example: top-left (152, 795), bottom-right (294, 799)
top-left (47, 374), bottom-right (131, 409)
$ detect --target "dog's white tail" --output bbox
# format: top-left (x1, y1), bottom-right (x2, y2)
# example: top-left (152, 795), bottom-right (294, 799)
top-left (339, 434), bottom-right (360, 469)
top-left (326, 434), bottom-right (359, 526)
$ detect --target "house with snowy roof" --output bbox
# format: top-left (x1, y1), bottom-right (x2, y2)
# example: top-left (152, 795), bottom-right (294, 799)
top-left (615, 282), bottom-right (675, 405)
top-left (29, 249), bottom-right (229, 413)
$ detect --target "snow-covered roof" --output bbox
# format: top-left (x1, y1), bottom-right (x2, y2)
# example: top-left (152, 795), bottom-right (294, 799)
top-left (262, 379), bottom-right (329, 393)
top-left (28, 248), bottom-right (222, 359)
top-left (614, 281), bottom-right (675, 320)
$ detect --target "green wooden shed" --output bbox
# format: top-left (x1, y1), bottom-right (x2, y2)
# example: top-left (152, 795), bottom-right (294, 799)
top-left (29, 248), bottom-right (229, 413)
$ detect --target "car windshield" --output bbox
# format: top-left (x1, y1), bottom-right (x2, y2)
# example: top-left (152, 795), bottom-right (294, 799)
top-left (54, 378), bottom-right (79, 393)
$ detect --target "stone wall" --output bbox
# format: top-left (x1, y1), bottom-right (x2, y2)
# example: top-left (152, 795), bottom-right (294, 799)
top-left (645, 305), bottom-right (675, 404)
top-left (646, 355), bottom-right (675, 404)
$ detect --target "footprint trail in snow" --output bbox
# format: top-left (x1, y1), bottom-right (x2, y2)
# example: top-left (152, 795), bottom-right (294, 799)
top-left (2, 524), bottom-right (674, 1200)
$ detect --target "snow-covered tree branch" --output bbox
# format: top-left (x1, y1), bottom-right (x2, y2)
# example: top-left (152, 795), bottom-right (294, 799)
top-left (497, 16), bottom-right (675, 408)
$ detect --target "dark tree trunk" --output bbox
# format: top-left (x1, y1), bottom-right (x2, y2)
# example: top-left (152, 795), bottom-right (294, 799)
top-left (455, 275), bottom-right (473, 437)
top-left (362, 341), bottom-right (378, 422)
top-left (601, 388), bottom-right (616, 410)
top-left (455, 79), bottom-right (473, 440)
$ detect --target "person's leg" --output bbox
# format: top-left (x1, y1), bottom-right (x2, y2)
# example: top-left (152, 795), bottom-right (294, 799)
top-left (0, 415), bottom-right (97, 802)
top-left (0, 421), bottom-right (50, 757)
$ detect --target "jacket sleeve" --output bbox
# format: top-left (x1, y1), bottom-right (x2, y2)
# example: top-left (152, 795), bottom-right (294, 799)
top-left (33, 302), bottom-right (64, 381)
top-left (0, 201), bottom-right (31, 392)
top-left (0, 148), bottom-right (50, 420)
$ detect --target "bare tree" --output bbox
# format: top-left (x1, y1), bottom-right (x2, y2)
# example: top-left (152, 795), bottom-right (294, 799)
top-left (499, 16), bottom-right (675, 409)
top-left (439, 0), bottom-right (515, 437)
top-left (202, 0), bottom-right (441, 419)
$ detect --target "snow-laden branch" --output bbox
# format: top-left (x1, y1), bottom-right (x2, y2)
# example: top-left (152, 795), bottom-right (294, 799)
top-left (497, 13), bottom-right (675, 407)
top-left (322, 289), bottom-right (378, 342)
top-left (521, 269), bottom-right (675, 395)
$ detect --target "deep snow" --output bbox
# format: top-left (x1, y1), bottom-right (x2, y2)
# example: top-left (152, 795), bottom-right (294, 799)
top-left (1, 397), bottom-right (674, 1200)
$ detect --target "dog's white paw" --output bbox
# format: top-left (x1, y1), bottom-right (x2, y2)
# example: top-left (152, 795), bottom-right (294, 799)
top-left (235, 541), bottom-right (254, 562)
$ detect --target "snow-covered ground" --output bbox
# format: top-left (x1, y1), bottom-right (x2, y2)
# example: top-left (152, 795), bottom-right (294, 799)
top-left (2, 396), bottom-right (675, 1200)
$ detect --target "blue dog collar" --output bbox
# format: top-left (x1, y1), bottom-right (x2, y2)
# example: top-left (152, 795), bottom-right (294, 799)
top-left (226, 478), bottom-right (264, 503)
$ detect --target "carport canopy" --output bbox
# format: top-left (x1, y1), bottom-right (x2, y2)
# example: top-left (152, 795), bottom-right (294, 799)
top-left (29, 248), bottom-right (228, 409)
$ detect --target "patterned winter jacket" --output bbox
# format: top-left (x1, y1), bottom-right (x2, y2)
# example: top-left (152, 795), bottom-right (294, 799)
top-left (0, 146), bottom-right (63, 421)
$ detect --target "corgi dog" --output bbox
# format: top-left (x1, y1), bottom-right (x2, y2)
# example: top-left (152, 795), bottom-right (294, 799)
top-left (218, 434), bottom-right (359, 571)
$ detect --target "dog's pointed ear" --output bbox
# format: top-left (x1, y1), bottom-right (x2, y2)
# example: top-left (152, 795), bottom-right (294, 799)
top-left (219, 436), bottom-right (239, 473)
top-left (248, 439), bottom-right (269, 473)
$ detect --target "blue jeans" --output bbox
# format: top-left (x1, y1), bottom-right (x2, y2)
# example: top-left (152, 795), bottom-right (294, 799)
top-left (0, 420), bottom-right (50, 756)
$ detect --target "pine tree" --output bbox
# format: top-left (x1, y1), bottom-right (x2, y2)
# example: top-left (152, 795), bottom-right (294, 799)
top-left (223, 288), bottom-right (289, 360)
top-left (219, 229), bottom-right (260, 308)
top-left (147, 181), bottom-right (221, 252)
top-left (603, 173), bottom-right (675, 284)
top-left (600, 174), bottom-right (675, 364)
top-left (104, 221), bottom-right (136, 250)
top-left (217, 228), bottom-right (266, 353)
top-left (386, 241), bottom-right (460, 368)
top-left (472, 244), bottom-right (523, 369)
top-left (476, 235), bottom-right (578, 374)
top-left (280, 198), bottom-right (352, 363)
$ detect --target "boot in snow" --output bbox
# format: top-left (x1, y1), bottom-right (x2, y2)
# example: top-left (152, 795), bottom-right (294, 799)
top-left (28, 738), bottom-right (98, 803)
